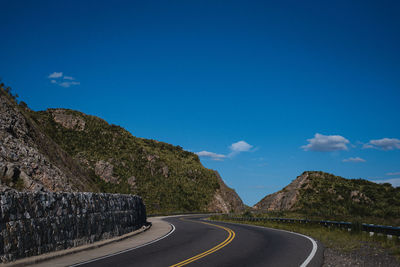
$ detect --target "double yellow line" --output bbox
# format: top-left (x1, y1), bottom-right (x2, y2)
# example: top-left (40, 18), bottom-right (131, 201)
top-left (170, 219), bottom-right (236, 267)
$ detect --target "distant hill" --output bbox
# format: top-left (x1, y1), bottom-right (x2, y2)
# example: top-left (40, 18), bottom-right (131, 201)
top-left (0, 86), bottom-right (244, 214)
top-left (254, 171), bottom-right (400, 219)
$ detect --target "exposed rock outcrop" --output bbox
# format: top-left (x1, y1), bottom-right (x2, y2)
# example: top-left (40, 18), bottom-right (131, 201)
top-left (0, 90), bottom-right (99, 192)
top-left (208, 171), bottom-right (245, 213)
top-left (95, 160), bottom-right (119, 184)
top-left (253, 171), bottom-right (311, 211)
top-left (49, 109), bottom-right (85, 131)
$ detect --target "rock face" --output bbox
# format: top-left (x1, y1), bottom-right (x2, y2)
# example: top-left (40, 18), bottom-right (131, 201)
top-left (0, 90), bottom-right (100, 192)
top-left (253, 171), bottom-right (311, 211)
top-left (95, 160), bottom-right (119, 184)
top-left (208, 171), bottom-right (245, 213)
top-left (49, 109), bottom-right (85, 131)
top-left (0, 190), bottom-right (146, 263)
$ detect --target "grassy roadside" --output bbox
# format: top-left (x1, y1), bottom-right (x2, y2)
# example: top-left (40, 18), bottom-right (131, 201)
top-left (210, 215), bottom-right (400, 262)
top-left (250, 210), bottom-right (400, 226)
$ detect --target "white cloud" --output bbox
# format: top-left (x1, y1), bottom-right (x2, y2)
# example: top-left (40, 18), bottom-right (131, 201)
top-left (387, 172), bottom-right (400, 176)
top-left (196, 140), bottom-right (254, 161)
top-left (48, 72), bottom-right (80, 87)
top-left (228, 140), bottom-right (254, 157)
top-left (59, 81), bottom-right (80, 88)
top-left (363, 138), bottom-right (400, 150)
top-left (342, 157), bottom-right (366, 163)
top-left (302, 133), bottom-right (350, 152)
top-left (372, 178), bottom-right (400, 187)
top-left (230, 141), bottom-right (253, 152)
top-left (48, 72), bottom-right (63, 78)
top-left (195, 151), bottom-right (226, 161)
top-left (362, 143), bottom-right (374, 149)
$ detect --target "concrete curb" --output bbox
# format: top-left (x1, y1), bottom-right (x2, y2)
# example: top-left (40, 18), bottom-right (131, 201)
top-left (1, 223), bottom-right (152, 267)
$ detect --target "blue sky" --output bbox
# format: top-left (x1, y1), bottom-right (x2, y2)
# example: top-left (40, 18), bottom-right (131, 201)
top-left (1, 0), bottom-right (399, 205)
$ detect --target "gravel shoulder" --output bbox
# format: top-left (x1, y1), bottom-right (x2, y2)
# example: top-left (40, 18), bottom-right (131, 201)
top-left (323, 243), bottom-right (400, 267)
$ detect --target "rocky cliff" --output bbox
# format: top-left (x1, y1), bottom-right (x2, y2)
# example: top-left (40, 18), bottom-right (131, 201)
top-left (0, 87), bottom-right (244, 213)
top-left (208, 171), bottom-right (245, 213)
top-left (253, 171), bottom-right (311, 211)
top-left (254, 171), bottom-right (400, 219)
top-left (0, 90), bottom-right (100, 193)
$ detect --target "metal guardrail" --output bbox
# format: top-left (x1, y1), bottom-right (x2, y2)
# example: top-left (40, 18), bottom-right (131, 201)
top-left (225, 216), bottom-right (400, 237)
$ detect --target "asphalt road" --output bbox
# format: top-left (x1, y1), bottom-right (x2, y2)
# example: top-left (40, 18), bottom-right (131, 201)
top-left (72, 215), bottom-right (323, 267)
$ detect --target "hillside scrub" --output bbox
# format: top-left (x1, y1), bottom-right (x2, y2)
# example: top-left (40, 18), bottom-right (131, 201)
top-left (297, 172), bottom-right (400, 220)
top-left (255, 171), bottom-right (400, 223)
top-left (29, 109), bottom-right (220, 213)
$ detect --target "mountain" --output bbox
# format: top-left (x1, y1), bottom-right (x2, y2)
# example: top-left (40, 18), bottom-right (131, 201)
top-left (254, 171), bottom-right (400, 219)
top-left (0, 86), bottom-right (245, 213)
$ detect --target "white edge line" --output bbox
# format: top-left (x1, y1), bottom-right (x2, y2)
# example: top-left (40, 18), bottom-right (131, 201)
top-left (69, 223), bottom-right (176, 267)
top-left (207, 220), bottom-right (318, 267)
top-left (295, 232), bottom-right (318, 267)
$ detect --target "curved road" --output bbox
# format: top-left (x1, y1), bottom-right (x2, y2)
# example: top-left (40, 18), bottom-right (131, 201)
top-left (72, 215), bottom-right (323, 267)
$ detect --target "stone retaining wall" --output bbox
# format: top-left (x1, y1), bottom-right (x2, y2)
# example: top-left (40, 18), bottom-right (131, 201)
top-left (0, 190), bottom-right (146, 263)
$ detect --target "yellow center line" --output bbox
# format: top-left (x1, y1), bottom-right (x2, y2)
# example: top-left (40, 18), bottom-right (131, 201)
top-left (169, 218), bottom-right (236, 267)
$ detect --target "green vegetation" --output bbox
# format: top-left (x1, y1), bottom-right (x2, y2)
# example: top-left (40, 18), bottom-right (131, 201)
top-left (0, 82), bottom-right (19, 104)
top-left (29, 109), bottom-right (220, 214)
top-left (211, 215), bottom-right (400, 260)
top-left (251, 210), bottom-right (400, 227)
top-left (294, 171), bottom-right (400, 224)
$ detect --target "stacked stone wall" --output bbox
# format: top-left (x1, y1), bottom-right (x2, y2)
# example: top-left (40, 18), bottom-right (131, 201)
top-left (0, 190), bottom-right (146, 262)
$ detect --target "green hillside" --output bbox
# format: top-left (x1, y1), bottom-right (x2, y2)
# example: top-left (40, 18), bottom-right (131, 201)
top-left (28, 108), bottom-right (222, 214)
top-left (297, 171), bottom-right (400, 219)
top-left (255, 171), bottom-right (400, 223)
